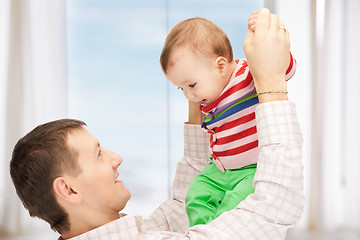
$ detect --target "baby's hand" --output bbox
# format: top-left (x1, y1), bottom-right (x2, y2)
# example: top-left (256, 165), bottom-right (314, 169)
top-left (248, 11), bottom-right (259, 31)
top-left (187, 101), bottom-right (204, 125)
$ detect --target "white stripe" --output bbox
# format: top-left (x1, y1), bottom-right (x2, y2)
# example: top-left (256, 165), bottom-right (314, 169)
top-left (218, 148), bottom-right (259, 169)
top-left (213, 133), bottom-right (258, 153)
top-left (205, 60), bottom-right (254, 112)
top-left (215, 118), bottom-right (256, 139)
top-left (286, 58), bottom-right (297, 80)
top-left (216, 81), bottom-right (255, 111)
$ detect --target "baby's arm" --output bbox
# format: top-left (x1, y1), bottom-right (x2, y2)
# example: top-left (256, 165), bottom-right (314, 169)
top-left (248, 11), bottom-right (286, 33)
top-left (187, 101), bottom-right (205, 125)
top-left (248, 11), bottom-right (259, 31)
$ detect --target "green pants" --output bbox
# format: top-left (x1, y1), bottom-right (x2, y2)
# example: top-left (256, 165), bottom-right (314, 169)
top-left (185, 161), bottom-right (257, 227)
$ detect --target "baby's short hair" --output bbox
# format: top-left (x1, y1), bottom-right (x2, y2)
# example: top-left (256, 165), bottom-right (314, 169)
top-left (160, 17), bottom-right (233, 73)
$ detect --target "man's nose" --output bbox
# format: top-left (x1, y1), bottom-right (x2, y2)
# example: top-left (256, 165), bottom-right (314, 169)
top-left (112, 154), bottom-right (123, 168)
top-left (104, 148), bottom-right (123, 168)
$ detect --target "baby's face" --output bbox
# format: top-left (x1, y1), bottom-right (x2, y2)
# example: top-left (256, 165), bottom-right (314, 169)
top-left (165, 49), bottom-right (228, 105)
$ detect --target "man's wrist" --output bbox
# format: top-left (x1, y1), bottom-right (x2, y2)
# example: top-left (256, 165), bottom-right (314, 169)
top-left (253, 76), bottom-right (288, 103)
top-left (257, 93), bottom-right (288, 103)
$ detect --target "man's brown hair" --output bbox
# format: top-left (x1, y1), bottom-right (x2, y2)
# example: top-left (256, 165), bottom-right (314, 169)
top-left (10, 119), bottom-right (86, 233)
top-left (160, 17), bottom-right (233, 74)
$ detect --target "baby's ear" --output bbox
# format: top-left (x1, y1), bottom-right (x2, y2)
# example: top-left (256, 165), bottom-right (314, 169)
top-left (215, 56), bottom-right (228, 74)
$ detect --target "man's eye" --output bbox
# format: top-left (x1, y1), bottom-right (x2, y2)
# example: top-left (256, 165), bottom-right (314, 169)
top-left (189, 83), bottom-right (197, 88)
top-left (177, 87), bottom-right (183, 91)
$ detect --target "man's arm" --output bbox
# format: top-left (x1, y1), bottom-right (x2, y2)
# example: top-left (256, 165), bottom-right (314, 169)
top-left (244, 10), bottom-right (291, 104)
top-left (140, 103), bottom-right (303, 240)
top-left (183, 101), bottom-right (304, 239)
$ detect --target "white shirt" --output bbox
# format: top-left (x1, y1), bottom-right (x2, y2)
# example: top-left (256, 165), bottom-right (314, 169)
top-left (64, 100), bottom-right (304, 240)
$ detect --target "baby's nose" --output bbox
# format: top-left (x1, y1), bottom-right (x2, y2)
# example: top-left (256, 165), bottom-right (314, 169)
top-left (184, 91), bottom-right (196, 101)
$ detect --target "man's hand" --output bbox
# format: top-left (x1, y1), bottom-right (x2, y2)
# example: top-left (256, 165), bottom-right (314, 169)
top-left (244, 8), bottom-right (290, 103)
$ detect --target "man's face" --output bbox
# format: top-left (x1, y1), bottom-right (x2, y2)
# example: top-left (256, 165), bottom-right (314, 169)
top-left (165, 48), bottom-right (228, 105)
top-left (67, 128), bottom-right (131, 218)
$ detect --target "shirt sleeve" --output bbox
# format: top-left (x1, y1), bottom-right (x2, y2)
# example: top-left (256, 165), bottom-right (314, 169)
top-left (140, 101), bottom-right (304, 239)
top-left (140, 124), bottom-right (211, 233)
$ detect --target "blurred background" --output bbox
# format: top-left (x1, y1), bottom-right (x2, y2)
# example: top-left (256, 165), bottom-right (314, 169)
top-left (0, 0), bottom-right (359, 239)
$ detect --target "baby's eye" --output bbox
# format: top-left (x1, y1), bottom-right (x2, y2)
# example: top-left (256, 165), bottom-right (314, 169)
top-left (177, 87), bottom-right (183, 91)
top-left (189, 83), bottom-right (197, 88)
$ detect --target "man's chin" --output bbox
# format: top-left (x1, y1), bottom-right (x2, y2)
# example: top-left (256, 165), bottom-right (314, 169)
top-left (124, 189), bottom-right (132, 205)
top-left (116, 189), bottom-right (131, 211)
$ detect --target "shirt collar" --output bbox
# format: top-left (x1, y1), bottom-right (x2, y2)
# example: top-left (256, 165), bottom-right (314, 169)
top-left (59, 214), bottom-right (141, 240)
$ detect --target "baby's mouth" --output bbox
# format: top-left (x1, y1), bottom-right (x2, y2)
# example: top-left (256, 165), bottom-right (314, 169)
top-left (200, 99), bottom-right (207, 105)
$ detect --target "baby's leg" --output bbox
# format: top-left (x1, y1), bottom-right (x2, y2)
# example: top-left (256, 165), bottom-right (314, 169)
top-left (213, 164), bottom-right (257, 220)
top-left (185, 162), bottom-right (227, 227)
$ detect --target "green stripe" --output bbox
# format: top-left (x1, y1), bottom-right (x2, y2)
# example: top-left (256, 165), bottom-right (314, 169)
top-left (204, 93), bottom-right (258, 124)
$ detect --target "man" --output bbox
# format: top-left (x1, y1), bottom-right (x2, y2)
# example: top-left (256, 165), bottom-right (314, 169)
top-left (10, 8), bottom-right (304, 239)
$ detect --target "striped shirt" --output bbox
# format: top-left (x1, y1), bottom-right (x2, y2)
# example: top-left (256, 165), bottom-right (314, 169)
top-left (200, 55), bottom-right (296, 172)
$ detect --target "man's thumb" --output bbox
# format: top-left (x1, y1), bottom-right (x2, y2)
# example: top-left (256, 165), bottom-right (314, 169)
top-left (243, 28), bottom-right (254, 54)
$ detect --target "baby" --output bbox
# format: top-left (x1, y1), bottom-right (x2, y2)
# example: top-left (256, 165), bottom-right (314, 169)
top-left (160, 13), bottom-right (296, 226)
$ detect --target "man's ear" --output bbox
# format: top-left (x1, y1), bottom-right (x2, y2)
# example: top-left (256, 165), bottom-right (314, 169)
top-left (215, 56), bottom-right (228, 75)
top-left (53, 177), bottom-right (81, 204)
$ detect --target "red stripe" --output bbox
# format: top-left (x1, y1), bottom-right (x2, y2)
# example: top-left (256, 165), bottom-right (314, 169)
top-left (285, 53), bottom-right (295, 82)
top-left (216, 126), bottom-right (257, 145)
top-left (213, 112), bottom-right (255, 133)
top-left (213, 140), bottom-right (258, 157)
top-left (202, 69), bottom-right (253, 113)
top-left (210, 136), bottom-right (214, 147)
top-left (235, 61), bottom-right (248, 77)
